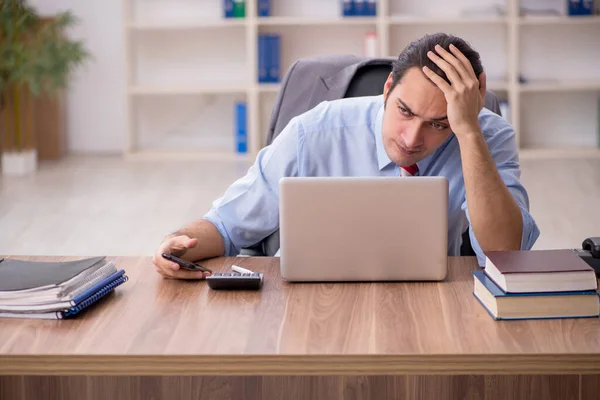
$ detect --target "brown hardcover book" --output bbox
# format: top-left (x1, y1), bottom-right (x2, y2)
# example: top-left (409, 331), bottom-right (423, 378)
top-left (483, 250), bottom-right (598, 293)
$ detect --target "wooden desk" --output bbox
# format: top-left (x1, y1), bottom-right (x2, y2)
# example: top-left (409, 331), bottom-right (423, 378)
top-left (1, 256), bottom-right (600, 400)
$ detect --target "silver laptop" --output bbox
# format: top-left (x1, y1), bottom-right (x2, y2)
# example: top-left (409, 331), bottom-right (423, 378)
top-left (279, 176), bottom-right (449, 282)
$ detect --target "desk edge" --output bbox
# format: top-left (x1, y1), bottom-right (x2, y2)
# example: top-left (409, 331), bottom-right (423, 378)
top-left (2, 354), bottom-right (600, 376)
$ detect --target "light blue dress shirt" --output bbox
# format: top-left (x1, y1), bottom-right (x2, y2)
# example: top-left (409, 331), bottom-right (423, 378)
top-left (203, 95), bottom-right (540, 266)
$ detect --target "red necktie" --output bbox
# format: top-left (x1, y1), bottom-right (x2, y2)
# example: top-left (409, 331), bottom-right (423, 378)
top-left (400, 164), bottom-right (419, 177)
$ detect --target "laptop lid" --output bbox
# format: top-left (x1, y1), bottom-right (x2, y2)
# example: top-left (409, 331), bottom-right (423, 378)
top-left (279, 176), bottom-right (449, 282)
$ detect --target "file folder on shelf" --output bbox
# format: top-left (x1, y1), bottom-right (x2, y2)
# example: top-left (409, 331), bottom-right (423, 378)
top-left (342, 0), bottom-right (356, 16)
top-left (268, 34), bottom-right (281, 83)
top-left (235, 102), bottom-right (247, 154)
top-left (258, 34), bottom-right (280, 83)
top-left (223, 0), bottom-right (234, 18)
top-left (233, 0), bottom-right (246, 18)
top-left (258, 34), bottom-right (269, 83)
top-left (258, 0), bottom-right (270, 16)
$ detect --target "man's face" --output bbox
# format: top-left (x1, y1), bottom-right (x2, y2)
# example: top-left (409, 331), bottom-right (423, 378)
top-left (381, 67), bottom-right (453, 167)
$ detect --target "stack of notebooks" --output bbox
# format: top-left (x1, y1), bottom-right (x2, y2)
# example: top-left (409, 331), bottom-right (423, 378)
top-left (0, 256), bottom-right (128, 320)
top-left (473, 250), bottom-right (600, 320)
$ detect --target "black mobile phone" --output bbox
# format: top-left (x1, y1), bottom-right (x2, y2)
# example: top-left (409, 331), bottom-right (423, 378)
top-left (161, 253), bottom-right (212, 273)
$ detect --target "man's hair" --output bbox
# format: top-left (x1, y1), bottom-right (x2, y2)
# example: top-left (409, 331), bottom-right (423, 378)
top-left (389, 33), bottom-right (484, 94)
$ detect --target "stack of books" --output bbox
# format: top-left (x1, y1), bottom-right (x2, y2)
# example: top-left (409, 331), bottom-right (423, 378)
top-left (0, 256), bottom-right (128, 320)
top-left (473, 250), bottom-right (600, 320)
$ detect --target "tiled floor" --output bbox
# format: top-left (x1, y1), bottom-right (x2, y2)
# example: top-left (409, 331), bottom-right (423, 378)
top-left (0, 154), bottom-right (599, 257)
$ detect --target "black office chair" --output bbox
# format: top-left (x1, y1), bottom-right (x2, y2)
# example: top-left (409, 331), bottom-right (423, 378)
top-left (242, 56), bottom-right (502, 257)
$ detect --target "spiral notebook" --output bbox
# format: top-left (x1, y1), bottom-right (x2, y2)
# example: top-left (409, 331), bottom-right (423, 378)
top-left (0, 257), bottom-right (128, 319)
top-left (0, 270), bottom-right (128, 320)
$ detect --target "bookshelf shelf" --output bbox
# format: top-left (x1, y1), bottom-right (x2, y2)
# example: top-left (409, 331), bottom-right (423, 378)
top-left (129, 19), bottom-right (248, 30)
top-left (518, 15), bottom-right (600, 25)
top-left (519, 148), bottom-right (600, 160)
top-left (519, 80), bottom-right (600, 93)
top-left (130, 85), bottom-right (249, 95)
top-left (258, 83), bottom-right (281, 93)
top-left (124, 149), bottom-right (253, 162)
top-left (123, 0), bottom-right (600, 160)
top-left (257, 16), bottom-right (378, 26)
top-left (387, 15), bottom-right (507, 25)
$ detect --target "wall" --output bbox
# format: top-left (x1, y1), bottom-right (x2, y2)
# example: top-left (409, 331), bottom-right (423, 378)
top-left (35, 0), bottom-right (126, 154)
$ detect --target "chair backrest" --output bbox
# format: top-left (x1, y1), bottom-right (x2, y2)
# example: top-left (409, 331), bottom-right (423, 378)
top-left (245, 55), bottom-right (502, 257)
top-left (266, 55), bottom-right (502, 147)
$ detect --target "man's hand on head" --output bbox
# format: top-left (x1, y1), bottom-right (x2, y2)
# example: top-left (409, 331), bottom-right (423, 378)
top-left (422, 43), bottom-right (487, 140)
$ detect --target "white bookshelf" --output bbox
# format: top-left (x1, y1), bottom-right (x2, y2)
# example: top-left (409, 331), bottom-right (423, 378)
top-left (123, 0), bottom-right (600, 161)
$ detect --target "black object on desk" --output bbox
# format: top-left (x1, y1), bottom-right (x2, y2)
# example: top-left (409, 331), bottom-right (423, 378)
top-left (206, 272), bottom-right (264, 290)
top-left (573, 237), bottom-right (600, 277)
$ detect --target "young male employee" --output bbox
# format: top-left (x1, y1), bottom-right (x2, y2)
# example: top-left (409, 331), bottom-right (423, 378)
top-left (153, 32), bottom-right (540, 279)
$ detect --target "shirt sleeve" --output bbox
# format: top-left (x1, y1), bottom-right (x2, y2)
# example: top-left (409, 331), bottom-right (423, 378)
top-left (461, 118), bottom-right (541, 267)
top-left (202, 117), bottom-right (301, 256)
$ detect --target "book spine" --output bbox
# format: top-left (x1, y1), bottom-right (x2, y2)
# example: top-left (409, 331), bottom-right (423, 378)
top-left (258, 34), bottom-right (268, 83)
top-left (268, 34), bottom-right (281, 83)
top-left (342, 0), bottom-right (355, 16)
top-left (355, 0), bottom-right (366, 16)
top-left (258, 0), bottom-right (270, 16)
top-left (235, 102), bottom-right (247, 154)
top-left (568, 0), bottom-right (581, 15)
top-left (366, 0), bottom-right (377, 16)
top-left (233, 0), bottom-right (246, 18)
top-left (224, 0), bottom-right (234, 18)
top-left (581, 0), bottom-right (593, 14)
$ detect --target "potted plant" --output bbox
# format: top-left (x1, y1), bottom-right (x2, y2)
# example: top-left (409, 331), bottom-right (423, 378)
top-left (0, 0), bottom-right (89, 176)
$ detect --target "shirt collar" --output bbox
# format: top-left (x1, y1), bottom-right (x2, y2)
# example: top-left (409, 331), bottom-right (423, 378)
top-left (374, 100), bottom-right (393, 171)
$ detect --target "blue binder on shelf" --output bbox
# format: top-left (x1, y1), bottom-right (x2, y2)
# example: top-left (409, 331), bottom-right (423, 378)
top-left (258, 34), bottom-right (280, 83)
top-left (223, 0), bottom-right (234, 18)
top-left (366, 0), bottom-right (377, 16)
top-left (568, 0), bottom-right (593, 15)
top-left (580, 0), bottom-right (593, 14)
top-left (258, 0), bottom-right (270, 16)
top-left (235, 102), bottom-right (247, 154)
top-left (267, 34), bottom-right (281, 83)
top-left (342, 0), bottom-right (356, 16)
top-left (354, 0), bottom-right (366, 16)
top-left (258, 34), bottom-right (269, 83)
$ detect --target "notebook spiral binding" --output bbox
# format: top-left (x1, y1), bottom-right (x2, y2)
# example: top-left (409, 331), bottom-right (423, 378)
top-left (62, 275), bottom-right (129, 318)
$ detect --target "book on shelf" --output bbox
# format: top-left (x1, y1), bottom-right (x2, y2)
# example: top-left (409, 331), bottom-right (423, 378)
top-left (0, 256), bottom-right (128, 320)
top-left (233, 0), bottom-right (246, 18)
top-left (568, 0), bottom-right (594, 15)
top-left (258, 0), bottom-right (270, 17)
top-left (258, 33), bottom-right (280, 83)
top-left (224, 0), bottom-right (245, 18)
top-left (473, 269), bottom-right (600, 320)
top-left (235, 101), bottom-right (247, 154)
top-left (342, 0), bottom-right (376, 16)
top-left (223, 0), bottom-right (234, 18)
top-left (483, 249), bottom-right (598, 293)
